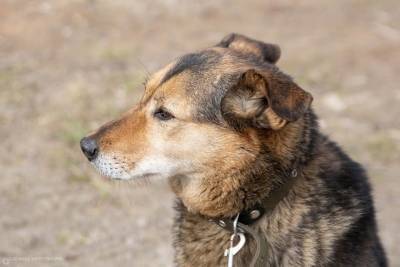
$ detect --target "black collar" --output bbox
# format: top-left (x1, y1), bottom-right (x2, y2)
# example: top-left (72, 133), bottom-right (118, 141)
top-left (210, 167), bottom-right (299, 232)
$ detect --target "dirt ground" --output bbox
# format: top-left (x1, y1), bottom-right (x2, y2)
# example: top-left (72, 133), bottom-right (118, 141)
top-left (0, 0), bottom-right (399, 266)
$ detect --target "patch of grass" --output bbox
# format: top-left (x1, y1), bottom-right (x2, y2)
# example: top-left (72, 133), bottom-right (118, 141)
top-left (68, 173), bottom-right (91, 183)
top-left (0, 66), bottom-right (21, 86)
top-left (366, 134), bottom-right (399, 163)
top-left (90, 178), bottom-right (112, 198)
top-left (94, 71), bottom-right (146, 118)
top-left (57, 231), bottom-right (69, 246)
top-left (60, 120), bottom-right (89, 146)
top-left (100, 46), bottom-right (133, 63)
top-left (123, 71), bottom-right (147, 94)
top-left (57, 230), bottom-right (88, 246)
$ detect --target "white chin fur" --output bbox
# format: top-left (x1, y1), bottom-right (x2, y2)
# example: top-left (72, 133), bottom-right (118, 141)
top-left (92, 154), bottom-right (131, 180)
top-left (92, 153), bottom-right (178, 180)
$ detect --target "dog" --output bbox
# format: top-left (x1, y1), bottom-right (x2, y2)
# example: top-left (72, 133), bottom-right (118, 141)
top-left (80, 33), bottom-right (387, 266)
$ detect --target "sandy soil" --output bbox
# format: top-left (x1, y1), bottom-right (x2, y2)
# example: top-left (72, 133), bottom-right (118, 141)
top-left (0, 0), bottom-right (399, 266)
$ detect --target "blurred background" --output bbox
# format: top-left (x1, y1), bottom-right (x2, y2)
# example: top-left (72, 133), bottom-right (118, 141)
top-left (1, 0), bottom-right (399, 266)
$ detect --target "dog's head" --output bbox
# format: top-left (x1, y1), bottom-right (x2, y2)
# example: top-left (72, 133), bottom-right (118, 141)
top-left (81, 33), bottom-right (313, 217)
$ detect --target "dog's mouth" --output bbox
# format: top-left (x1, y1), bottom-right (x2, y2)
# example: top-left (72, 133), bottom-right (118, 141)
top-left (90, 152), bottom-right (180, 181)
top-left (108, 173), bottom-right (159, 181)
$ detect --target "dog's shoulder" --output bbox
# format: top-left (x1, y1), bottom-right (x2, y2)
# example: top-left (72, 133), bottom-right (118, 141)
top-left (301, 135), bottom-right (387, 266)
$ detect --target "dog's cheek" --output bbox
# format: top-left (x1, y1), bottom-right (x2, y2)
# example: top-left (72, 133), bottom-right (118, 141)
top-left (161, 123), bottom-right (214, 163)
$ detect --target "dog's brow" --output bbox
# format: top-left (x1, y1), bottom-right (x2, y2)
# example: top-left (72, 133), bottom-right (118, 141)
top-left (154, 95), bottom-right (165, 103)
top-left (159, 50), bottom-right (221, 86)
top-left (141, 86), bottom-right (157, 104)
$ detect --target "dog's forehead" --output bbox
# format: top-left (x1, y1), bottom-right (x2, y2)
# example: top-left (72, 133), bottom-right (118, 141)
top-left (144, 49), bottom-right (224, 95)
top-left (142, 49), bottom-right (251, 117)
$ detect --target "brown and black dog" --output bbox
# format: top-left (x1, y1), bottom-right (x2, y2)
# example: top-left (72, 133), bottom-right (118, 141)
top-left (80, 33), bottom-right (387, 266)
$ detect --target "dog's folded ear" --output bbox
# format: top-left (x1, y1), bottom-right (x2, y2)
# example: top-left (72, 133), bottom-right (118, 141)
top-left (221, 69), bottom-right (313, 130)
top-left (216, 33), bottom-right (281, 64)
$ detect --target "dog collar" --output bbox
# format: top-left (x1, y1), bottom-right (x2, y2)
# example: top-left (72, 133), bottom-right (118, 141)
top-left (211, 167), bottom-right (299, 232)
top-left (210, 203), bottom-right (265, 232)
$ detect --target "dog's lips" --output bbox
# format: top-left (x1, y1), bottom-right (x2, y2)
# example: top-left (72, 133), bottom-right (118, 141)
top-left (108, 172), bottom-right (158, 181)
top-left (90, 152), bottom-right (183, 181)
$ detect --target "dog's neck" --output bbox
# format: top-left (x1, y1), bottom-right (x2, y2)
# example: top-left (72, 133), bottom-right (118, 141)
top-left (209, 160), bottom-right (301, 231)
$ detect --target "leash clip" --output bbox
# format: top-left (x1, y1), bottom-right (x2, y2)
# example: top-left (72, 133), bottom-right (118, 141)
top-left (224, 214), bottom-right (246, 267)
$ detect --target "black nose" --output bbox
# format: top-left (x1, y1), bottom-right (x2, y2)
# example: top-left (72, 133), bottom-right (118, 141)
top-left (80, 137), bottom-right (99, 161)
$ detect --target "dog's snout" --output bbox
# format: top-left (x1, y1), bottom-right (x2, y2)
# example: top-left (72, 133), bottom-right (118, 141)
top-left (80, 137), bottom-right (99, 161)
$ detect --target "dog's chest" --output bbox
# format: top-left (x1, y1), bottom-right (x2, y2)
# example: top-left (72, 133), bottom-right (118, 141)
top-left (174, 214), bottom-right (231, 266)
top-left (173, 212), bottom-right (289, 267)
top-left (172, 204), bottom-right (323, 267)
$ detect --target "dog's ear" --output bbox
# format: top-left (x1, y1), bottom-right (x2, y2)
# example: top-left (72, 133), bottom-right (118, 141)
top-left (216, 33), bottom-right (281, 64)
top-left (221, 69), bottom-right (313, 130)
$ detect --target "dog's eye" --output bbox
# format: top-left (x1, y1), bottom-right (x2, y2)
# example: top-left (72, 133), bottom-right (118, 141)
top-left (154, 108), bottom-right (175, 121)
